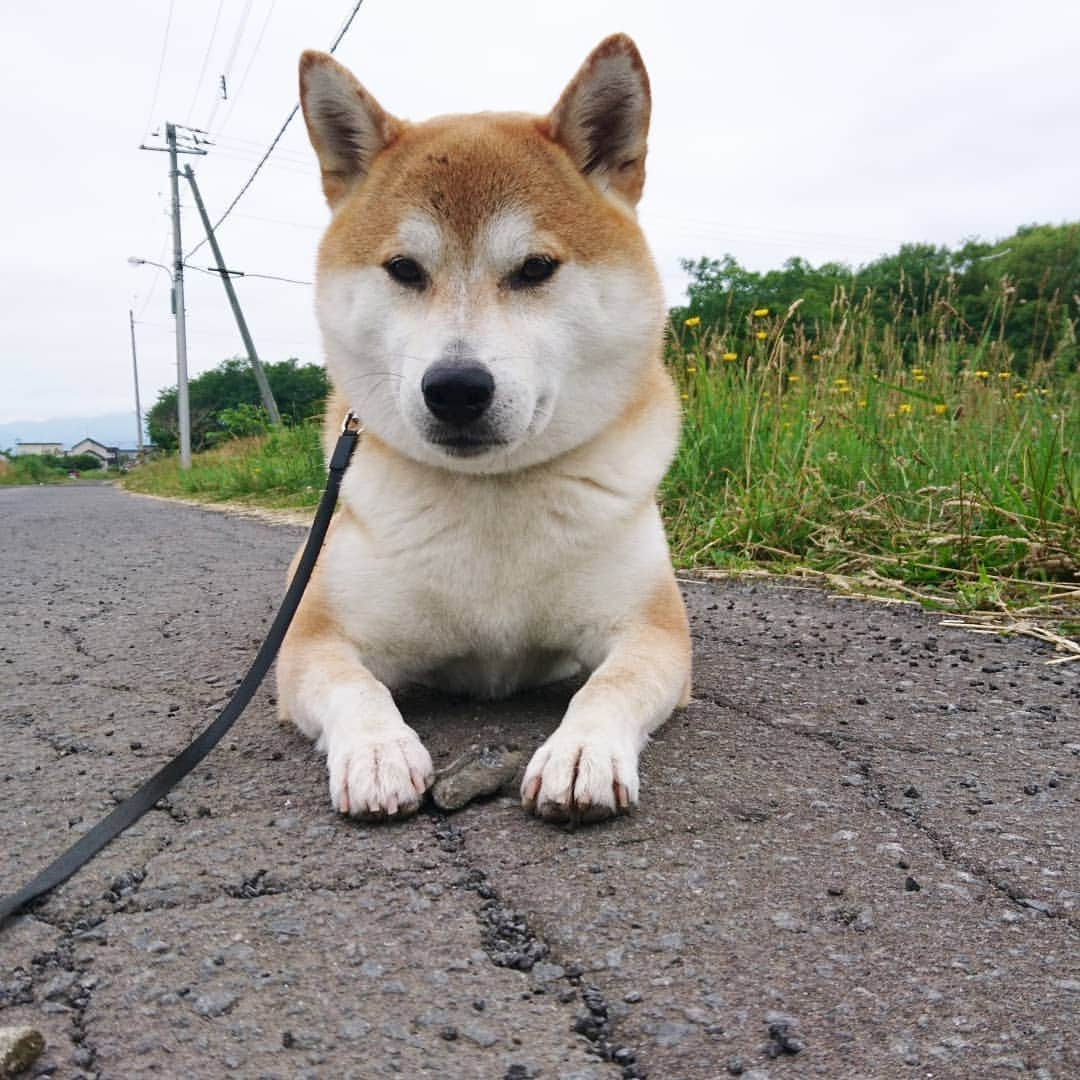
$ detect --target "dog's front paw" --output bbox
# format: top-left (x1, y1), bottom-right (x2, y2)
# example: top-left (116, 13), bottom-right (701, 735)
top-left (521, 729), bottom-right (638, 823)
top-left (326, 726), bottom-right (434, 819)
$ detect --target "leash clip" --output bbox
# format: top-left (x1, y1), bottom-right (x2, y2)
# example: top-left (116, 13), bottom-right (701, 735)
top-left (342, 410), bottom-right (364, 436)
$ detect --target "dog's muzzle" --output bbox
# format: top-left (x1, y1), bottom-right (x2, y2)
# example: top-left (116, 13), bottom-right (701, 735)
top-left (421, 363), bottom-right (495, 428)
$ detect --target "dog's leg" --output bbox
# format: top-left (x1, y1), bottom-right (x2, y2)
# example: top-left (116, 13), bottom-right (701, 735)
top-left (278, 616), bottom-right (433, 819)
top-left (521, 575), bottom-right (691, 822)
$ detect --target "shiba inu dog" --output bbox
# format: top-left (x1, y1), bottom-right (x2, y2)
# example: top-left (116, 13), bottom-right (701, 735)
top-left (278, 33), bottom-right (691, 823)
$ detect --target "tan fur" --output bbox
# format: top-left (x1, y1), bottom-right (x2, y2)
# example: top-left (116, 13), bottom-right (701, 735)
top-left (281, 35), bottom-right (692, 823)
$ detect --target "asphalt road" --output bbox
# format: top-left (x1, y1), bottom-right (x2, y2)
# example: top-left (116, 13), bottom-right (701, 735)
top-left (1, 483), bottom-right (1077, 1080)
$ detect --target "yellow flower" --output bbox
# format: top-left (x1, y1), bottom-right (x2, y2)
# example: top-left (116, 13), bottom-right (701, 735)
top-left (811, 353), bottom-right (820, 361)
top-left (998, 371), bottom-right (1011, 379)
top-left (686, 366), bottom-right (697, 374)
top-left (755, 330), bottom-right (767, 340)
top-left (974, 370), bottom-right (990, 378)
top-left (787, 373), bottom-right (800, 382)
top-left (722, 352), bottom-right (738, 362)
top-left (898, 403), bottom-right (913, 414)
top-left (933, 403), bottom-right (948, 415)
top-left (1013, 390), bottom-right (1027, 399)
top-left (914, 374), bottom-right (927, 382)
top-left (752, 307), bottom-right (770, 317)
top-left (680, 393), bottom-right (689, 401)
top-left (912, 367), bottom-right (924, 376)
top-left (834, 385), bottom-right (852, 393)
top-left (684, 316), bottom-right (701, 328)
top-left (858, 399), bottom-right (868, 408)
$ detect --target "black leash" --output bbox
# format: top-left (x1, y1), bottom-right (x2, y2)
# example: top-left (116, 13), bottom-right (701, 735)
top-left (0, 417), bottom-right (362, 928)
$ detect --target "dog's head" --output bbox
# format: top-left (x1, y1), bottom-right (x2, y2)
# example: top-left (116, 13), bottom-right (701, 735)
top-left (300, 35), bottom-right (665, 473)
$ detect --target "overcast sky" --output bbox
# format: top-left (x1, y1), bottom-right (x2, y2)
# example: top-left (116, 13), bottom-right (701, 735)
top-left (2, 0), bottom-right (1077, 432)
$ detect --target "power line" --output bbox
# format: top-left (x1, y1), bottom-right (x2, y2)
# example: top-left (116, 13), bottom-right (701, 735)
top-left (185, 262), bottom-right (313, 286)
top-left (185, 0), bottom-right (366, 260)
top-left (214, 0), bottom-right (279, 136)
top-left (204, 0), bottom-right (256, 131)
top-left (185, 0), bottom-right (227, 125)
top-left (142, 0), bottom-right (177, 139)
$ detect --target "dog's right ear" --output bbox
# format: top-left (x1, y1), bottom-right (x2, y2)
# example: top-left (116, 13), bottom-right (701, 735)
top-left (299, 51), bottom-right (400, 209)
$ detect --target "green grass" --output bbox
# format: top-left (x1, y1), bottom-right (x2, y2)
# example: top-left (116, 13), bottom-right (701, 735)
top-left (0, 456), bottom-right (104, 486)
top-left (121, 422), bottom-right (325, 510)
top-left (665, 298), bottom-right (1078, 626)
top-left (119, 295), bottom-right (1078, 630)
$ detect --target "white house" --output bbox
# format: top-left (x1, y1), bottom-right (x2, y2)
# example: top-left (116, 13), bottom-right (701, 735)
top-left (14, 441), bottom-right (64, 456)
top-left (69, 438), bottom-right (116, 466)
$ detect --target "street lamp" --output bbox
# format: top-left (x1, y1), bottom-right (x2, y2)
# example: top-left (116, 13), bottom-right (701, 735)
top-left (128, 256), bottom-right (191, 468)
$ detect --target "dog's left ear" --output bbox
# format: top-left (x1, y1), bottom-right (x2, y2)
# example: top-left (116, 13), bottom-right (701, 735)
top-left (548, 34), bottom-right (651, 206)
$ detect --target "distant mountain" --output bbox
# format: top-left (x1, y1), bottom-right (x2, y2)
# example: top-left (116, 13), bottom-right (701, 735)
top-left (0, 412), bottom-right (146, 453)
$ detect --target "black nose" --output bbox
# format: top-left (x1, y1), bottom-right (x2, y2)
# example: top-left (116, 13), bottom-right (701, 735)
top-left (421, 363), bottom-right (495, 426)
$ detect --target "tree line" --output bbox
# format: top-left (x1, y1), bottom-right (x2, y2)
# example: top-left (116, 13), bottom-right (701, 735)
top-left (674, 222), bottom-right (1079, 372)
top-left (145, 222), bottom-right (1078, 455)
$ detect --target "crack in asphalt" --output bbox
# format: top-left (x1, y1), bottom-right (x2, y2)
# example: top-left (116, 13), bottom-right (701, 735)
top-left (427, 812), bottom-right (648, 1079)
top-left (697, 686), bottom-right (1077, 928)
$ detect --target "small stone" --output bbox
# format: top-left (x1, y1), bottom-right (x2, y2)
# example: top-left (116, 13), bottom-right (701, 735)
top-left (853, 907), bottom-right (876, 932)
top-left (904, 876), bottom-right (922, 892)
top-left (440, 1026), bottom-right (458, 1042)
top-left (0, 1027), bottom-right (45, 1076)
top-left (623, 990), bottom-right (642, 1004)
top-left (903, 785), bottom-right (920, 798)
top-left (1023, 783), bottom-right (1039, 796)
top-left (726, 1056), bottom-right (744, 1075)
top-left (770, 911), bottom-right (807, 933)
top-left (462, 1024), bottom-right (498, 1048)
top-left (193, 991), bottom-right (238, 1017)
top-left (530, 962), bottom-right (565, 985)
top-left (431, 746), bottom-right (525, 811)
top-left (42, 972), bottom-right (77, 1001)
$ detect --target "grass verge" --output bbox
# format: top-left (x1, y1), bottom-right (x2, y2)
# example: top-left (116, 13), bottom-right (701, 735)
top-left (120, 302), bottom-right (1078, 642)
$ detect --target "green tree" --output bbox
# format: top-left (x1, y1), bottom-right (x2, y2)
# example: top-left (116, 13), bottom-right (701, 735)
top-left (148, 358), bottom-right (330, 451)
top-left (674, 222), bottom-right (1080, 372)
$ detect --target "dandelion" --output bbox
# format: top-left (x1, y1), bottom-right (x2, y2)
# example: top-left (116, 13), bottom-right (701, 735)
top-left (811, 353), bottom-right (820, 361)
top-left (722, 352), bottom-right (738, 362)
top-left (834, 385), bottom-right (852, 394)
top-left (680, 393), bottom-right (689, 401)
top-left (998, 371), bottom-right (1011, 379)
top-left (858, 399), bottom-right (868, 408)
top-left (1013, 390), bottom-right (1027, 399)
top-left (933, 403), bottom-right (948, 415)
top-left (914, 374), bottom-right (927, 382)
top-left (898, 403), bottom-right (913, 414)
top-left (912, 367), bottom-right (924, 376)
top-left (755, 330), bottom-right (767, 340)
top-left (684, 316), bottom-right (701, 328)
top-left (974, 370), bottom-right (990, 379)
top-left (787, 373), bottom-right (800, 382)
top-left (752, 307), bottom-right (770, 317)
top-left (686, 366), bottom-right (697, 374)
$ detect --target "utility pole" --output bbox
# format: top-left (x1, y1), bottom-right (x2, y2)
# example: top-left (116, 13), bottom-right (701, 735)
top-left (166, 123), bottom-right (192, 468)
top-left (183, 165), bottom-right (282, 427)
top-left (140, 123), bottom-right (206, 469)
top-left (128, 310), bottom-right (145, 459)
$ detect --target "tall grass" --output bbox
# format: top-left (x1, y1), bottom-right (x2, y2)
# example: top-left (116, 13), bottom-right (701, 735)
top-left (665, 284), bottom-right (1078, 616)
top-left (121, 423), bottom-right (324, 509)
top-left (120, 282), bottom-right (1077, 619)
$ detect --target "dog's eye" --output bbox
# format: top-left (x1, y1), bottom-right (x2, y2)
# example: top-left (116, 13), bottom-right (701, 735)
top-left (384, 256), bottom-right (426, 289)
top-left (509, 255), bottom-right (559, 290)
